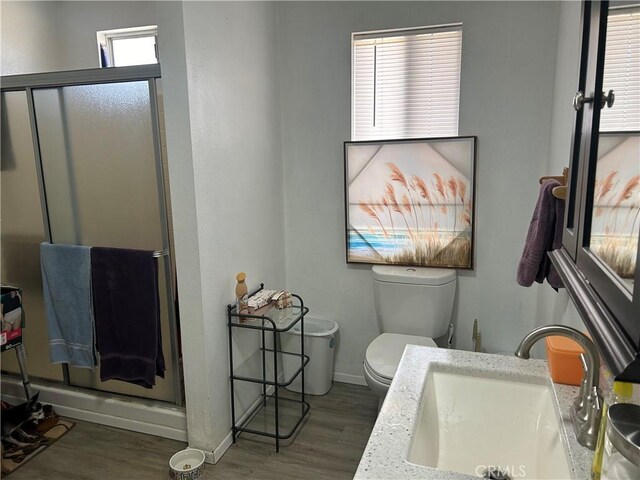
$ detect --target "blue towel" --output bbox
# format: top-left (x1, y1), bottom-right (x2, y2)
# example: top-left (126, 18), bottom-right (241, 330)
top-left (40, 243), bottom-right (96, 368)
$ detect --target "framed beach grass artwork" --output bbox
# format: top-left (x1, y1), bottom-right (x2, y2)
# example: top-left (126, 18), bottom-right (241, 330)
top-left (344, 137), bottom-right (477, 269)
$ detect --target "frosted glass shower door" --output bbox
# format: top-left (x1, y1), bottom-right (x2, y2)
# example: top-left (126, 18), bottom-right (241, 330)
top-left (1, 92), bottom-right (63, 382)
top-left (32, 81), bottom-right (178, 402)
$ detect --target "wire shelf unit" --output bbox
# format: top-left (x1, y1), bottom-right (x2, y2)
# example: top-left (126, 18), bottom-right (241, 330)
top-left (227, 284), bottom-right (310, 452)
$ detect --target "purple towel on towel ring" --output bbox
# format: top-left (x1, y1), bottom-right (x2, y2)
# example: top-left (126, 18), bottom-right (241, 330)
top-left (91, 247), bottom-right (165, 388)
top-left (517, 180), bottom-right (564, 289)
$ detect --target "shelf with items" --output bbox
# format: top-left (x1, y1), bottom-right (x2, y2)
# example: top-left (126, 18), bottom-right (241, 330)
top-left (228, 303), bottom-right (308, 333)
top-left (227, 283), bottom-right (310, 452)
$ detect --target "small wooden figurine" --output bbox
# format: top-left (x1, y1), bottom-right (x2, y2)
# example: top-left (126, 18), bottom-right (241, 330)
top-left (235, 272), bottom-right (248, 321)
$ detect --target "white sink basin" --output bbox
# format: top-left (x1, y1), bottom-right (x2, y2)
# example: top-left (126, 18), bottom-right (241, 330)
top-left (355, 347), bottom-right (590, 480)
top-left (408, 369), bottom-right (572, 479)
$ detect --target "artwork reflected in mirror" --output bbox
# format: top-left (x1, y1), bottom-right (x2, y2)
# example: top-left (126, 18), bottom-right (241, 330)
top-left (344, 137), bottom-right (476, 269)
top-left (589, 3), bottom-right (640, 292)
top-left (591, 133), bottom-right (639, 290)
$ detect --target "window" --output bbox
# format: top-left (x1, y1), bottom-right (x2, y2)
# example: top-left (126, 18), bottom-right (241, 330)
top-left (97, 26), bottom-right (158, 68)
top-left (600, 6), bottom-right (640, 132)
top-left (352, 25), bottom-right (462, 141)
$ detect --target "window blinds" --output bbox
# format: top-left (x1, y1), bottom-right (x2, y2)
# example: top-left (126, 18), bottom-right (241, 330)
top-left (600, 7), bottom-right (640, 132)
top-left (352, 25), bottom-right (462, 141)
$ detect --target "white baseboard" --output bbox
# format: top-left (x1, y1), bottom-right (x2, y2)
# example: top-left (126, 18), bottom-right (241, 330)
top-left (214, 430), bottom-right (233, 463)
top-left (333, 371), bottom-right (367, 386)
top-left (1, 376), bottom-right (187, 442)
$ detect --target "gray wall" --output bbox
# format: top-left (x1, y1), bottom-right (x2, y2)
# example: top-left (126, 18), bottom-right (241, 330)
top-left (538, 0), bottom-right (590, 330)
top-left (0, 1), bottom-right (158, 75)
top-left (159, 0), bottom-right (285, 457)
top-left (55, 1), bottom-right (158, 71)
top-left (278, 1), bottom-right (562, 380)
top-left (0, 1), bottom-right (61, 75)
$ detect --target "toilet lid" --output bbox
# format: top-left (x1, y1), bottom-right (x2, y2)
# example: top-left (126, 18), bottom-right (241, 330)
top-left (365, 333), bottom-right (437, 381)
top-left (372, 265), bottom-right (456, 285)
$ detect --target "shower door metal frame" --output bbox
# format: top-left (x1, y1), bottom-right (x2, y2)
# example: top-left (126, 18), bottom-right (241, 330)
top-left (1, 65), bottom-right (183, 406)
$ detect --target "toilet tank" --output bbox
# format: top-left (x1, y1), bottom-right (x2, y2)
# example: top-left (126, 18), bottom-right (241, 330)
top-left (372, 266), bottom-right (456, 338)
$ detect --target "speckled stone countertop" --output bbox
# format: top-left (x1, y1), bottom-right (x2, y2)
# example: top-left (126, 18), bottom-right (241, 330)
top-left (354, 346), bottom-right (593, 480)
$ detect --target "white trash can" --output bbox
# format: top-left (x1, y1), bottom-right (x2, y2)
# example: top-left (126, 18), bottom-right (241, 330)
top-left (282, 317), bottom-right (339, 396)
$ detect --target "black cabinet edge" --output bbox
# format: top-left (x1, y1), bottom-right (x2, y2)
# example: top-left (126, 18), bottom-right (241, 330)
top-left (550, 249), bottom-right (640, 382)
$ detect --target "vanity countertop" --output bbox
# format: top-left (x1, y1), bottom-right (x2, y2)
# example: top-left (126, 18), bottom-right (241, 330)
top-left (354, 346), bottom-right (593, 480)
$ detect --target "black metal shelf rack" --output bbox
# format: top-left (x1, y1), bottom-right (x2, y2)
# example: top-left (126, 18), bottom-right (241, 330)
top-left (227, 284), bottom-right (310, 452)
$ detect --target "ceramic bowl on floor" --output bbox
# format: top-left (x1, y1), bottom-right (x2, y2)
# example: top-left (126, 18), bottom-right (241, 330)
top-left (169, 448), bottom-right (205, 480)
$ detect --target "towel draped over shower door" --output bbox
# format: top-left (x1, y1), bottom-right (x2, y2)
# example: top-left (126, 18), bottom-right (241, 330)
top-left (40, 243), bottom-right (97, 368)
top-left (91, 247), bottom-right (165, 388)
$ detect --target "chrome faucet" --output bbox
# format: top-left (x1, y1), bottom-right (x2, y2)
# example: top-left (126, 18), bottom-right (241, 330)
top-left (515, 324), bottom-right (603, 450)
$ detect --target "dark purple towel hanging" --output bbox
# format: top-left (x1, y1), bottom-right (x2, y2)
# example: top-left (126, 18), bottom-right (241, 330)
top-left (91, 247), bottom-right (165, 388)
top-left (517, 180), bottom-right (564, 290)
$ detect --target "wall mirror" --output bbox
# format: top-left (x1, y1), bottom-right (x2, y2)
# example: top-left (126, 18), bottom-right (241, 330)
top-left (587, 3), bottom-right (639, 294)
top-left (553, 0), bottom-right (640, 381)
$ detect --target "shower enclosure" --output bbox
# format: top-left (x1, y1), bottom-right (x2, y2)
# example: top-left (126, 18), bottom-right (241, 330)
top-left (1, 65), bottom-right (182, 405)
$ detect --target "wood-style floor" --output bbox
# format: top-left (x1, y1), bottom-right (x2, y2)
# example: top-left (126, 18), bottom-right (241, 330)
top-left (8, 382), bottom-right (378, 480)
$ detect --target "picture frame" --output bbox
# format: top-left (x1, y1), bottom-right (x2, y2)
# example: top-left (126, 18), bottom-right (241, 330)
top-left (344, 136), bottom-right (477, 269)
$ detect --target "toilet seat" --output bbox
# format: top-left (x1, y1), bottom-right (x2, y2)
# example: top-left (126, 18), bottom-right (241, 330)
top-left (363, 359), bottom-right (392, 386)
top-left (364, 333), bottom-right (437, 382)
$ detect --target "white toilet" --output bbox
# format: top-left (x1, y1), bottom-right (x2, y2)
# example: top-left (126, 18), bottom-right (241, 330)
top-left (363, 265), bottom-right (456, 407)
